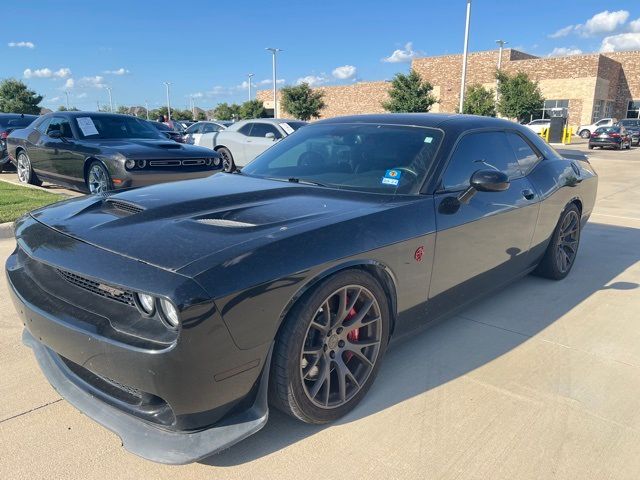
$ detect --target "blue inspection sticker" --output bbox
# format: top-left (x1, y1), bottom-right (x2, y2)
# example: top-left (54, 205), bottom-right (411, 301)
top-left (381, 169), bottom-right (401, 186)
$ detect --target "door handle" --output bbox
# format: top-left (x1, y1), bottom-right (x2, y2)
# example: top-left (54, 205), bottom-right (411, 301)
top-left (522, 189), bottom-right (535, 200)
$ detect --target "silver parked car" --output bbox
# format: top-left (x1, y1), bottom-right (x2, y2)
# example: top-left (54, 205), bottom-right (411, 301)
top-left (184, 121), bottom-right (232, 148)
top-left (213, 118), bottom-right (307, 171)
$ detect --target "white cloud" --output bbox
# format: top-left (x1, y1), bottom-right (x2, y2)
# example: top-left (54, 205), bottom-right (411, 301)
top-left (76, 93), bottom-right (88, 99)
top-left (46, 96), bottom-right (61, 104)
top-left (80, 75), bottom-right (106, 88)
top-left (548, 25), bottom-right (576, 39)
top-left (296, 75), bottom-right (328, 87)
top-left (382, 42), bottom-right (421, 63)
top-left (191, 92), bottom-right (204, 98)
top-left (54, 68), bottom-right (71, 79)
top-left (582, 10), bottom-right (629, 36)
top-left (600, 32), bottom-right (640, 52)
top-left (258, 78), bottom-right (285, 85)
top-left (332, 65), bottom-right (357, 80)
top-left (64, 78), bottom-right (75, 89)
top-left (630, 18), bottom-right (640, 32)
top-left (548, 47), bottom-right (583, 57)
top-left (24, 67), bottom-right (71, 79)
top-left (8, 41), bottom-right (35, 49)
top-left (104, 68), bottom-right (130, 75)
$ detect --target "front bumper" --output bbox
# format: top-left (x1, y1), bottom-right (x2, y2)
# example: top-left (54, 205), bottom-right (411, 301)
top-left (22, 329), bottom-right (270, 464)
top-left (115, 169), bottom-right (220, 189)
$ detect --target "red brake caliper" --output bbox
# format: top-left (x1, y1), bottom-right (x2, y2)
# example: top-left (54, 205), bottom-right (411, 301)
top-left (344, 304), bottom-right (359, 361)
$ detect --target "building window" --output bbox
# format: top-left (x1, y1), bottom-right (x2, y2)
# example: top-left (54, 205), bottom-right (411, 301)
top-left (626, 100), bottom-right (640, 119)
top-left (593, 100), bottom-right (614, 123)
top-left (531, 100), bottom-right (569, 121)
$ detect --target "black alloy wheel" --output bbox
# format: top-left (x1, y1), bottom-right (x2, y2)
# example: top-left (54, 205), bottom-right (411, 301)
top-left (270, 270), bottom-right (390, 424)
top-left (534, 204), bottom-right (581, 280)
top-left (217, 147), bottom-right (235, 172)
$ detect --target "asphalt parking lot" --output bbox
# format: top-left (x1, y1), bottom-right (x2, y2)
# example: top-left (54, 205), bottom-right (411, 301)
top-left (1, 140), bottom-right (639, 479)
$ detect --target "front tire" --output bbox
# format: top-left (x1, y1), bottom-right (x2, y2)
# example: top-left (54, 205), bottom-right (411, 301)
top-left (16, 151), bottom-right (42, 186)
top-left (85, 161), bottom-right (113, 194)
top-left (217, 147), bottom-right (235, 172)
top-left (534, 204), bottom-right (581, 280)
top-left (270, 270), bottom-right (390, 424)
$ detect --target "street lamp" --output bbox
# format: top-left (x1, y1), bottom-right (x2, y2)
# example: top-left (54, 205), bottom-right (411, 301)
top-left (163, 81), bottom-right (172, 121)
top-left (106, 87), bottom-right (113, 113)
top-left (247, 73), bottom-right (255, 101)
top-left (495, 39), bottom-right (508, 105)
top-left (64, 90), bottom-right (70, 110)
top-left (459, 0), bottom-right (472, 114)
top-left (145, 100), bottom-right (149, 120)
top-left (266, 48), bottom-right (282, 118)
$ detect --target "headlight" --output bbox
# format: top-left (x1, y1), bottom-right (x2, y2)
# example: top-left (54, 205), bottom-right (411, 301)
top-left (135, 293), bottom-right (155, 315)
top-left (125, 159), bottom-right (136, 170)
top-left (159, 298), bottom-right (180, 328)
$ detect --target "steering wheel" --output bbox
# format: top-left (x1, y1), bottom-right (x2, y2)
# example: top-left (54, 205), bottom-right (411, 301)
top-left (391, 167), bottom-right (418, 180)
top-left (297, 151), bottom-right (326, 168)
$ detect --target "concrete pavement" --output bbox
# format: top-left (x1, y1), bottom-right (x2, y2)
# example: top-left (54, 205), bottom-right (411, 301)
top-left (0, 149), bottom-right (639, 479)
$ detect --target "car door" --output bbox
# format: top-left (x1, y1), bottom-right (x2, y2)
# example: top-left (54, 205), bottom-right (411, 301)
top-left (244, 123), bottom-right (282, 163)
top-left (198, 122), bottom-right (223, 149)
top-left (26, 117), bottom-right (53, 174)
top-left (42, 117), bottom-right (82, 182)
top-left (429, 130), bottom-right (540, 308)
top-left (184, 123), bottom-right (203, 145)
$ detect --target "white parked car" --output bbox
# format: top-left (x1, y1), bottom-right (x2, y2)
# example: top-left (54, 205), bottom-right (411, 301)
top-left (213, 118), bottom-right (307, 171)
top-left (184, 121), bottom-right (232, 148)
top-left (578, 118), bottom-right (617, 139)
top-left (525, 119), bottom-right (550, 134)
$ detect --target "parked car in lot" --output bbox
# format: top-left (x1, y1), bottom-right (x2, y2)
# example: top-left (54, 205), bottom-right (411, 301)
top-left (6, 112), bottom-right (222, 193)
top-left (184, 121), bottom-right (230, 148)
top-left (524, 118), bottom-right (550, 134)
top-left (213, 118), bottom-right (307, 171)
top-left (577, 117), bottom-right (617, 139)
top-left (150, 120), bottom-right (185, 143)
top-left (1, 113), bottom-right (38, 172)
top-left (6, 113), bottom-right (597, 464)
top-left (588, 125), bottom-right (632, 150)
top-left (617, 119), bottom-right (640, 145)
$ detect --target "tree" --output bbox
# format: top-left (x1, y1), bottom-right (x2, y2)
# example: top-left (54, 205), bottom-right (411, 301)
top-left (382, 70), bottom-right (437, 113)
top-left (496, 71), bottom-right (544, 122)
top-left (196, 111), bottom-right (207, 121)
top-left (58, 106), bottom-right (79, 112)
top-left (239, 99), bottom-right (267, 119)
top-left (213, 102), bottom-right (241, 121)
top-left (116, 105), bottom-right (130, 115)
top-left (463, 84), bottom-right (496, 116)
top-left (280, 83), bottom-right (325, 121)
top-left (0, 79), bottom-right (43, 114)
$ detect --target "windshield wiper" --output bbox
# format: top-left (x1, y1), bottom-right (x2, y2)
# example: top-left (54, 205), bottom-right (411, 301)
top-left (287, 177), bottom-right (327, 187)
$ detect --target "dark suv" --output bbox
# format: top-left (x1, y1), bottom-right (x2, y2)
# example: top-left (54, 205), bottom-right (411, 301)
top-left (617, 119), bottom-right (640, 145)
top-left (1, 113), bottom-right (38, 171)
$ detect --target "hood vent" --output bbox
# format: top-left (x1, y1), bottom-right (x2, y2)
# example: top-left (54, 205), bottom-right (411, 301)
top-left (157, 142), bottom-right (182, 149)
top-left (196, 218), bottom-right (256, 228)
top-left (104, 199), bottom-right (145, 215)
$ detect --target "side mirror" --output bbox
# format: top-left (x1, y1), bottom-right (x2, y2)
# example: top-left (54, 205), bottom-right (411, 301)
top-left (457, 169), bottom-right (509, 204)
top-left (265, 132), bottom-right (276, 140)
top-left (48, 130), bottom-right (62, 139)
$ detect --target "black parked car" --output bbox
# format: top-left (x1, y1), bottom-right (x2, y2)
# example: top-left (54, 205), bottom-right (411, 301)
top-left (7, 114), bottom-right (597, 464)
top-left (6, 112), bottom-right (222, 193)
top-left (0, 113), bottom-right (38, 172)
top-left (149, 120), bottom-right (185, 143)
top-left (617, 119), bottom-right (640, 145)
top-left (588, 125), bottom-right (632, 150)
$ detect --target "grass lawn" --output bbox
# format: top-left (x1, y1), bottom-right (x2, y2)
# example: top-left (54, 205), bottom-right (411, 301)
top-left (0, 181), bottom-right (65, 223)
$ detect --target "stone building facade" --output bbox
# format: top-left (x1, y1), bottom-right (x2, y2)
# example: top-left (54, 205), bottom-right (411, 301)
top-left (257, 48), bottom-right (640, 129)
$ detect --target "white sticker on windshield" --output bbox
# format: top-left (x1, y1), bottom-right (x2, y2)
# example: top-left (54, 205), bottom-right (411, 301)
top-left (424, 136), bottom-right (433, 143)
top-left (279, 122), bottom-right (294, 135)
top-left (77, 117), bottom-right (99, 136)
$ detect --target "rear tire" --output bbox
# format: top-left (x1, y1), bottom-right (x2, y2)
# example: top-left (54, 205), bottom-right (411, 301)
top-left (579, 129), bottom-right (591, 139)
top-left (16, 151), bottom-right (42, 186)
top-left (588, 144), bottom-right (594, 150)
top-left (217, 147), bottom-right (235, 172)
top-left (534, 204), bottom-right (581, 280)
top-left (270, 270), bottom-right (390, 424)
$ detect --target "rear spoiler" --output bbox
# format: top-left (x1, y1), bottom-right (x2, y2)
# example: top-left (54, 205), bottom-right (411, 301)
top-left (555, 148), bottom-right (589, 163)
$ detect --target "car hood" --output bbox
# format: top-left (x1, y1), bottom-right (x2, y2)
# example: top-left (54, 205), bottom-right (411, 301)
top-left (86, 139), bottom-right (212, 158)
top-left (29, 174), bottom-right (388, 272)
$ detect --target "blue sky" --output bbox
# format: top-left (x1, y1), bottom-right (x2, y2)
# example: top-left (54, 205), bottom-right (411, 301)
top-left (3, 0), bottom-right (640, 112)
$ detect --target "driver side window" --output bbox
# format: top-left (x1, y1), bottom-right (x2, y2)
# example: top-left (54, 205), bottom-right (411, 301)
top-left (442, 131), bottom-right (523, 191)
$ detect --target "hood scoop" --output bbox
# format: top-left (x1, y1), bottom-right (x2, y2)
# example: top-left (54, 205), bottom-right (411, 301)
top-left (156, 142), bottom-right (182, 149)
top-left (104, 199), bottom-right (145, 215)
top-left (196, 218), bottom-right (257, 228)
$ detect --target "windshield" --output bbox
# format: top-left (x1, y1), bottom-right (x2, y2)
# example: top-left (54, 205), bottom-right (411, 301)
top-left (241, 123), bottom-right (444, 194)
top-left (595, 126), bottom-right (620, 134)
top-left (0, 116), bottom-right (37, 129)
top-left (74, 115), bottom-right (164, 139)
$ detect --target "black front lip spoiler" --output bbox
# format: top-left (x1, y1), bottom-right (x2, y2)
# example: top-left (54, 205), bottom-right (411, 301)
top-left (23, 329), bottom-right (271, 465)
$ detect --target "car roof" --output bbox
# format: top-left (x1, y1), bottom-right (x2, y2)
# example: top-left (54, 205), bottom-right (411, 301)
top-left (0, 113), bottom-right (38, 119)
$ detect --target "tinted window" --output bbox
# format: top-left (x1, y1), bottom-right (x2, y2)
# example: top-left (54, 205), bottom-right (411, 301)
top-left (249, 123), bottom-right (282, 138)
top-left (37, 118), bottom-right (52, 133)
top-left (442, 131), bottom-right (522, 191)
top-left (242, 123), bottom-right (444, 195)
top-left (185, 123), bottom-right (202, 134)
top-left (237, 123), bottom-right (253, 135)
top-left (47, 117), bottom-right (73, 138)
top-left (595, 126), bottom-right (619, 134)
top-left (75, 116), bottom-right (163, 139)
top-left (3, 116), bottom-right (37, 129)
top-left (507, 132), bottom-right (540, 174)
top-left (201, 123), bottom-right (221, 134)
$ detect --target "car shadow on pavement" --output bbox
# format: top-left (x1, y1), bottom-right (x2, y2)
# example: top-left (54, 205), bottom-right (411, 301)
top-left (202, 222), bottom-right (640, 467)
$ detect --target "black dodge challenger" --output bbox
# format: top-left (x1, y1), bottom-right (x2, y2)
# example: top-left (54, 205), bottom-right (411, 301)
top-left (6, 114), bottom-right (597, 464)
top-left (6, 112), bottom-right (221, 193)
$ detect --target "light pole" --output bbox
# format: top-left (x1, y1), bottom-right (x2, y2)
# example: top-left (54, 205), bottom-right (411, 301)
top-left (64, 91), bottom-right (70, 110)
top-left (145, 100), bottom-right (149, 120)
top-left (163, 81), bottom-right (172, 121)
top-left (495, 39), bottom-right (508, 106)
top-left (190, 96), bottom-right (196, 119)
top-left (459, 0), bottom-right (472, 114)
top-left (106, 87), bottom-right (113, 112)
top-left (247, 73), bottom-right (255, 101)
top-left (266, 48), bottom-right (282, 118)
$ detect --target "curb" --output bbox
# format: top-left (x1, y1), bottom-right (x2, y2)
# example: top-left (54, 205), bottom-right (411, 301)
top-left (0, 222), bottom-right (15, 240)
